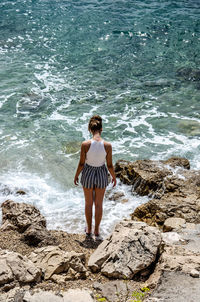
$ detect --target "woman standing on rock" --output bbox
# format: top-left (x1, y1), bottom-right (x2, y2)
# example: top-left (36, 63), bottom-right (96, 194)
top-left (74, 115), bottom-right (116, 240)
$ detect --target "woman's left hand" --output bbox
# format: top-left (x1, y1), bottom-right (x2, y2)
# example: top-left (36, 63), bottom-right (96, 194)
top-left (74, 176), bottom-right (79, 186)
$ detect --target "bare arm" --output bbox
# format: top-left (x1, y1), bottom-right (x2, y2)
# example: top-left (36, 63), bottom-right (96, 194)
top-left (106, 143), bottom-right (116, 187)
top-left (74, 143), bottom-right (86, 185)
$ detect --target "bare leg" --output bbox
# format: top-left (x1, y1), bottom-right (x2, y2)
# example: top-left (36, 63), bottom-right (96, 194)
top-left (83, 187), bottom-right (93, 234)
top-left (94, 187), bottom-right (106, 235)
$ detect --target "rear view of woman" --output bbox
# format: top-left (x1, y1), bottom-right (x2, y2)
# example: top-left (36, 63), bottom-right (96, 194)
top-left (74, 115), bottom-right (116, 240)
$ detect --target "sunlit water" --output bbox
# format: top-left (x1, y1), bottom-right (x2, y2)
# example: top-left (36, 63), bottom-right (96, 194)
top-left (0, 0), bottom-right (200, 235)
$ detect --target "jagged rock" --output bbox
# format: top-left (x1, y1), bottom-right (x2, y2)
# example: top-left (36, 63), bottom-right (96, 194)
top-left (0, 220), bottom-right (18, 231)
top-left (29, 246), bottom-right (87, 281)
top-left (162, 157), bottom-right (190, 169)
top-left (0, 249), bottom-right (41, 288)
top-left (1, 200), bottom-right (46, 233)
top-left (88, 220), bottom-right (161, 279)
top-left (132, 171), bottom-right (200, 227)
top-left (115, 159), bottom-right (170, 195)
top-left (128, 159), bottom-right (200, 227)
top-left (1, 200), bottom-right (57, 246)
top-left (115, 157), bottom-right (190, 197)
top-left (22, 224), bottom-right (57, 246)
top-left (163, 217), bottom-right (186, 232)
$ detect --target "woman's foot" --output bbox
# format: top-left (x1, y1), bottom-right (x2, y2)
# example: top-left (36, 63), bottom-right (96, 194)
top-left (94, 234), bottom-right (103, 241)
top-left (85, 227), bottom-right (93, 239)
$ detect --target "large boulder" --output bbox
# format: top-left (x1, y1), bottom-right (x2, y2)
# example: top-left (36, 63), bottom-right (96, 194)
top-left (29, 246), bottom-right (87, 281)
top-left (115, 158), bottom-right (200, 228)
top-left (0, 249), bottom-right (41, 289)
top-left (132, 169), bottom-right (200, 227)
top-left (88, 220), bottom-right (161, 279)
top-left (1, 200), bottom-right (46, 233)
top-left (1, 200), bottom-right (57, 246)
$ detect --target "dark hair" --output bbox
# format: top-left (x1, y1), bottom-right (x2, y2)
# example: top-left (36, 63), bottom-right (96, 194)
top-left (88, 115), bottom-right (102, 133)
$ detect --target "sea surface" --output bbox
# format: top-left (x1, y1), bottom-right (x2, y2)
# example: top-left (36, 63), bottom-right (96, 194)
top-left (0, 0), bottom-right (200, 235)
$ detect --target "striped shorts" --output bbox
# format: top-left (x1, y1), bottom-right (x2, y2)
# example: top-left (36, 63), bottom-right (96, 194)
top-left (81, 164), bottom-right (109, 189)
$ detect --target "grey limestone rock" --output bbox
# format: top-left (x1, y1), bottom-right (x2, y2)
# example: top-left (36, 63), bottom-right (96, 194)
top-left (0, 249), bottom-right (41, 288)
top-left (88, 220), bottom-right (161, 279)
top-left (1, 199), bottom-right (46, 233)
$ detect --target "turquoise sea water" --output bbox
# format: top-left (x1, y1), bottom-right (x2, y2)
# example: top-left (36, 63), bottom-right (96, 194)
top-left (0, 0), bottom-right (200, 234)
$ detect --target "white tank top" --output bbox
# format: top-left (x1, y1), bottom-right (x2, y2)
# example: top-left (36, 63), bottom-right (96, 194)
top-left (85, 139), bottom-right (107, 167)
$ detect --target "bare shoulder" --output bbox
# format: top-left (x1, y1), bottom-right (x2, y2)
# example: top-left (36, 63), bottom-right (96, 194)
top-left (81, 140), bottom-right (91, 152)
top-left (103, 140), bottom-right (112, 152)
top-left (82, 140), bottom-right (91, 146)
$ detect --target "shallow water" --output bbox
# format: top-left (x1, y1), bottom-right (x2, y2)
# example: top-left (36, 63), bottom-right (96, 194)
top-left (0, 0), bottom-right (200, 234)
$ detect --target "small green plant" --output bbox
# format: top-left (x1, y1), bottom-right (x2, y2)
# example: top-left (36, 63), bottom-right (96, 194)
top-left (95, 294), bottom-right (107, 302)
top-left (129, 287), bottom-right (150, 302)
top-left (95, 285), bottom-right (150, 302)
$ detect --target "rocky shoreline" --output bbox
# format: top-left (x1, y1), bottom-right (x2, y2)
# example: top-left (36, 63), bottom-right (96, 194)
top-left (0, 157), bottom-right (200, 302)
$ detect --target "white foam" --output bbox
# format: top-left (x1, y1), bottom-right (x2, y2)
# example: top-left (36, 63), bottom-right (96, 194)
top-left (0, 172), bottom-right (148, 236)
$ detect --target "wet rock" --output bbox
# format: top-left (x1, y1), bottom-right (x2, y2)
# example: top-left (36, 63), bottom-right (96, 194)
top-left (16, 190), bottom-right (26, 195)
top-left (115, 159), bottom-right (170, 196)
top-left (115, 157), bottom-right (190, 197)
top-left (0, 249), bottom-right (41, 288)
top-left (108, 191), bottom-right (125, 201)
top-left (1, 200), bottom-right (46, 233)
top-left (176, 67), bottom-right (200, 82)
top-left (88, 220), bottom-right (161, 279)
top-left (130, 161), bottom-right (200, 227)
top-left (162, 157), bottom-right (190, 170)
top-left (163, 217), bottom-right (186, 232)
top-left (29, 246), bottom-right (87, 281)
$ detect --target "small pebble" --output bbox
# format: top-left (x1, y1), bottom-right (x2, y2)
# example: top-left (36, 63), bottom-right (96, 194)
top-left (190, 269), bottom-right (200, 278)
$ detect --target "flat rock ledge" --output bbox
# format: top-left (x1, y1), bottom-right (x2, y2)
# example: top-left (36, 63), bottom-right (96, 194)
top-left (0, 288), bottom-right (94, 302)
top-left (29, 246), bottom-right (87, 282)
top-left (88, 220), bottom-right (162, 279)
